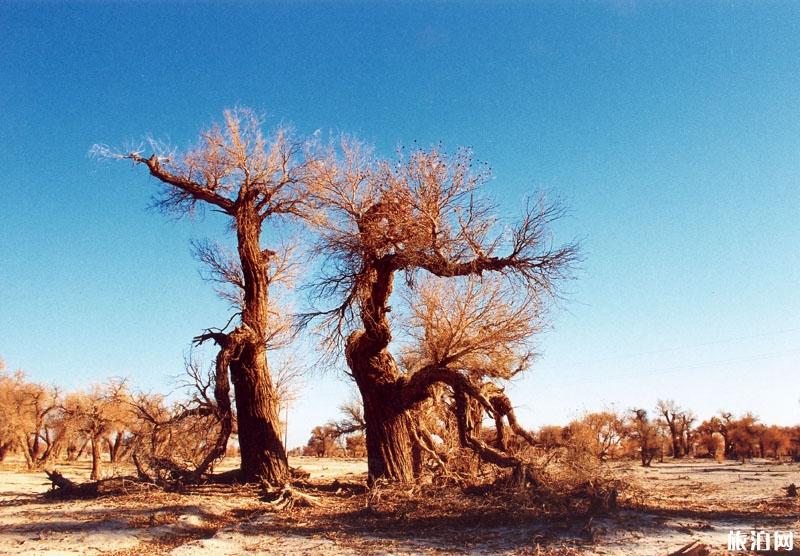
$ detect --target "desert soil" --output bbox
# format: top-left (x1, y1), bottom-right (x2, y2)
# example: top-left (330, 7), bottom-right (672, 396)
top-left (0, 457), bottom-right (798, 555)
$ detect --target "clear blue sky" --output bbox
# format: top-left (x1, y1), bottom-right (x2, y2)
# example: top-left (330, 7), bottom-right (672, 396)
top-left (1, 2), bottom-right (798, 448)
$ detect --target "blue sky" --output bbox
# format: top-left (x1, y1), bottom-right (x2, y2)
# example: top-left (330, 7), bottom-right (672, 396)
top-left (1, 2), bottom-right (798, 448)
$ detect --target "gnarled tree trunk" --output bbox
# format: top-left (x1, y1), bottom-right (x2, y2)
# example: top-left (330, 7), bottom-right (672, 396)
top-left (342, 256), bottom-right (421, 483)
top-left (346, 338), bottom-right (416, 482)
top-left (229, 206), bottom-right (289, 484)
top-left (110, 111), bottom-right (312, 486)
top-left (229, 349), bottom-right (287, 483)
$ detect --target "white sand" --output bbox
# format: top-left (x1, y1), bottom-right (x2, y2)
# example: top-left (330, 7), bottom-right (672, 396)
top-left (0, 457), bottom-right (797, 555)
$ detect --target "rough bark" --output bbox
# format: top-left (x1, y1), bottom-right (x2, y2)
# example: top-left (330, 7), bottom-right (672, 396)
top-left (230, 350), bottom-right (287, 483)
top-left (111, 114), bottom-right (304, 485)
top-left (229, 206), bottom-right (288, 484)
top-left (346, 338), bottom-right (416, 483)
top-left (342, 258), bottom-right (419, 483)
top-left (343, 256), bottom-right (543, 483)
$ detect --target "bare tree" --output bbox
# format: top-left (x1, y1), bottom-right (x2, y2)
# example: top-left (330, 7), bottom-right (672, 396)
top-left (567, 411), bottom-right (627, 461)
top-left (61, 380), bottom-right (130, 480)
top-left (628, 409), bottom-right (659, 467)
top-left (656, 399), bottom-right (687, 458)
top-left (321, 397), bottom-right (368, 458)
top-left (304, 143), bottom-right (577, 482)
top-left (332, 397), bottom-right (366, 438)
top-left (128, 363), bottom-right (232, 484)
top-left (678, 410), bottom-right (696, 457)
top-left (95, 108), bottom-right (318, 484)
top-left (271, 353), bottom-right (304, 447)
top-left (0, 367), bottom-right (63, 469)
top-left (303, 425), bottom-right (341, 457)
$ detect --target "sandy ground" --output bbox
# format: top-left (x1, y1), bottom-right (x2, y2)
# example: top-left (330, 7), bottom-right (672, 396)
top-left (0, 457), bottom-right (798, 555)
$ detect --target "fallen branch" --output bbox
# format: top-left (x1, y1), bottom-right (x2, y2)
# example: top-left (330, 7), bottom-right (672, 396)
top-left (44, 470), bottom-right (155, 499)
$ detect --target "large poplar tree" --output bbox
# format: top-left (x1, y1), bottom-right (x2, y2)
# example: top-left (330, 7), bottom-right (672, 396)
top-left (306, 142), bottom-right (578, 482)
top-left (99, 109), bottom-right (316, 483)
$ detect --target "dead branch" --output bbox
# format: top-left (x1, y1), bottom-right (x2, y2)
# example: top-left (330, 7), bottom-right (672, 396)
top-left (44, 470), bottom-right (155, 499)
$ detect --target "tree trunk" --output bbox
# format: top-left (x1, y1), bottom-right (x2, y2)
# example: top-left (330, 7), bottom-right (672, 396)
top-left (90, 436), bottom-right (101, 481)
top-left (0, 441), bottom-right (11, 461)
top-left (361, 387), bottom-right (416, 483)
top-left (667, 424), bottom-right (681, 458)
top-left (230, 206), bottom-right (289, 485)
top-left (111, 432), bottom-right (123, 463)
top-left (75, 438), bottom-right (89, 460)
top-left (18, 434), bottom-right (35, 469)
top-left (31, 431), bottom-right (41, 459)
top-left (347, 332), bottom-right (416, 483)
top-left (229, 349), bottom-right (288, 483)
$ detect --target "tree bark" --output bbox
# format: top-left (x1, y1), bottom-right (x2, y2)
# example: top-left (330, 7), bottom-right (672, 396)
top-left (90, 435), bottom-right (102, 480)
top-left (229, 350), bottom-right (287, 483)
top-left (346, 331), bottom-right (416, 483)
top-left (344, 256), bottom-right (418, 484)
top-left (229, 206), bottom-right (289, 484)
top-left (121, 131), bottom-right (297, 485)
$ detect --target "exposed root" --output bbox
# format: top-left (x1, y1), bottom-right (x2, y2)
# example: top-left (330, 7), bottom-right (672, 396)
top-left (262, 484), bottom-right (324, 510)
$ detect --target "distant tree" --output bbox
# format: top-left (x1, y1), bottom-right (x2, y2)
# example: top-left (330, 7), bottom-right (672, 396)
top-left (628, 409), bottom-right (659, 467)
top-left (305, 141), bottom-right (577, 483)
top-left (338, 399), bottom-right (367, 432)
top-left (726, 412), bottom-right (760, 462)
top-left (695, 415), bottom-right (727, 458)
top-left (96, 109), bottom-right (321, 484)
top-left (656, 400), bottom-right (687, 458)
top-left (567, 411), bottom-right (626, 461)
top-left (61, 380), bottom-right (130, 480)
top-left (317, 398), bottom-right (368, 458)
top-left (304, 425), bottom-right (341, 457)
top-left (272, 354), bottom-right (305, 446)
top-left (537, 425), bottom-right (567, 450)
top-left (787, 425), bottom-right (800, 461)
top-left (0, 367), bottom-right (63, 469)
top-left (345, 433), bottom-right (367, 458)
top-left (758, 425), bottom-right (790, 459)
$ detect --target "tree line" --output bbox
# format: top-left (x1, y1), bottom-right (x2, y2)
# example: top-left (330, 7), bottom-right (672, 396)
top-left (298, 398), bottom-right (800, 467)
top-left (3, 357), bottom-right (797, 488)
top-left (0, 359), bottom-right (258, 482)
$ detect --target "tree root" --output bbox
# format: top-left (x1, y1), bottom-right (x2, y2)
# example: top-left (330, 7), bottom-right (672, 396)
top-left (262, 485), bottom-right (323, 510)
